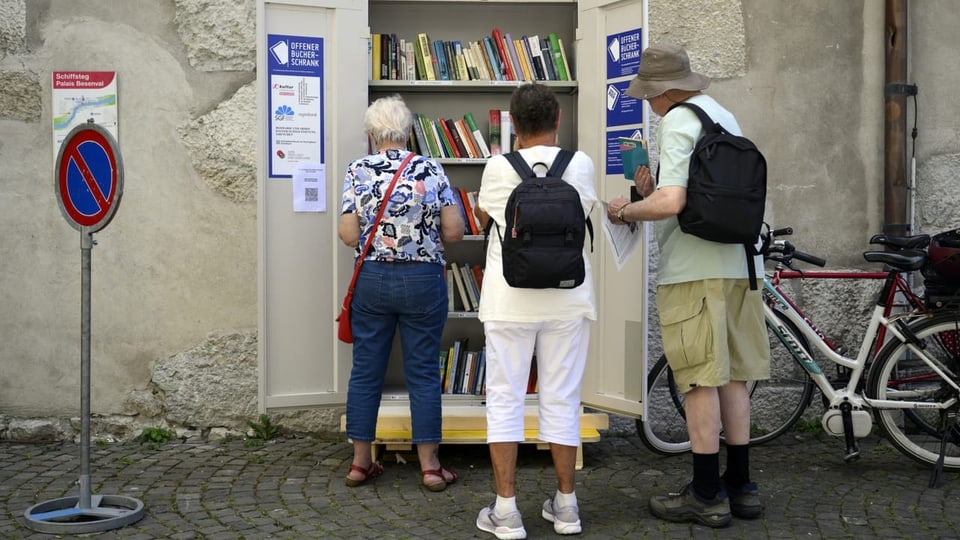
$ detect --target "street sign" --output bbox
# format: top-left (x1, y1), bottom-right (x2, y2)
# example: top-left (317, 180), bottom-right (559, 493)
top-left (55, 123), bottom-right (123, 233)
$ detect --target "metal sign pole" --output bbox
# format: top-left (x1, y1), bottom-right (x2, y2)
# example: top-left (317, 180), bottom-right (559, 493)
top-left (24, 122), bottom-right (143, 533)
top-left (79, 231), bottom-right (93, 510)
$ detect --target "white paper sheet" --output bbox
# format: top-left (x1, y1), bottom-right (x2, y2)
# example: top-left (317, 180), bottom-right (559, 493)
top-left (293, 163), bottom-right (325, 212)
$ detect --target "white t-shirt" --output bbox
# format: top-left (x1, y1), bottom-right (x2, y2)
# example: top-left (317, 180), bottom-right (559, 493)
top-left (477, 146), bottom-right (598, 322)
top-left (655, 94), bottom-right (764, 284)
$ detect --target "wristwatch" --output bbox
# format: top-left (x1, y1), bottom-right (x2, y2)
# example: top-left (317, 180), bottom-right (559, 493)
top-left (616, 204), bottom-right (627, 222)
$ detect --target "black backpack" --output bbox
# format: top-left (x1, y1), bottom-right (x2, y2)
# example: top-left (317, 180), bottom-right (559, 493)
top-left (669, 101), bottom-right (767, 289)
top-left (487, 149), bottom-right (593, 289)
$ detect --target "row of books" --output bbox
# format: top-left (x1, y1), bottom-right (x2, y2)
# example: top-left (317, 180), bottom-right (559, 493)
top-left (372, 29), bottom-right (572, 82)
top-left (411, 112), bottom-right (491, 160)
top-left (452, 187), bottom-right (485, 236)
top-left (447, 261), bottom-right (483, 312)
top-left (441, 339), bottom-right (485, 395)
top-left (440, 340), bottom-right (539, 395)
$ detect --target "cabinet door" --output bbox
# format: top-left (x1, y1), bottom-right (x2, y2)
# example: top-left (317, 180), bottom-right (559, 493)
top-left (578, 0), bottom-right (648, 418)
top-left (259, 0), bottom-right (367, 411)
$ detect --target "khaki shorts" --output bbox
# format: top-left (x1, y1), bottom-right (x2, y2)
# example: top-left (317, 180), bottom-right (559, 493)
top-left (657, 279), bottom-right (770, 392)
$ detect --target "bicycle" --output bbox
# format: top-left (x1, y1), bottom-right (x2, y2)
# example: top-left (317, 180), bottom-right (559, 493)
top-left (638, 227), bottom-right (960, 473)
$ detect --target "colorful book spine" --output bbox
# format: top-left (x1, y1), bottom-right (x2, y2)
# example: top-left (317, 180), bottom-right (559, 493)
top-left (459, 187), bottom-right (479, 235)
top-left (482, 36), bottom-right (503, 80)
top-left (416, 33), bottom-right (436, 80)
top-left (491, 28), bottom-right (516, 80)
top-left (371, 33), bottom-right (382, 80)
top-left (527, 35), bottom-right (546, 80)
top-left (504, 33), bottom-right (525, 81)
top-left (444, 118), bottom-right (470, 158)
top-left (541, 37), bottom-right (557, 80)
top-left (558, 37), bottom-right (573, 81)
top-left (547, 33), bottom-right (568, 81)
top-left (464, 112), bottom-right (492, 158)
top-left (488, 109), bottom-right (501, 155)
top-left (437, 118), bottom-right (460, 158)
top-left (454, 119), bottom-right (479, 158)
top-left (513, 38), bottom-right (533, 81)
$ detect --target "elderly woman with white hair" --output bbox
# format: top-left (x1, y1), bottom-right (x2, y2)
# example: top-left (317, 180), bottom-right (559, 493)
top-left (338, 95), bottom-right (464, 491)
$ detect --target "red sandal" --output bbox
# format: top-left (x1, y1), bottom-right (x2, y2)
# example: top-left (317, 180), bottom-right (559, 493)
top-left (421, 466), bottom-right (458, 492)
top-left (344, 462), bottom-right (384, 487)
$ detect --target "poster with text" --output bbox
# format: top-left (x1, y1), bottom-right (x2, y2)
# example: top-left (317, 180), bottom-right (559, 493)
top-left (52, 71), bottom-right (118, 164)
top-left (267, 34), bottom-right (324, 178)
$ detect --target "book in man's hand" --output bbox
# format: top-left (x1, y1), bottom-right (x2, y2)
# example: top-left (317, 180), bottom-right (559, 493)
top-left (619, 137), bottom-right (649, 180)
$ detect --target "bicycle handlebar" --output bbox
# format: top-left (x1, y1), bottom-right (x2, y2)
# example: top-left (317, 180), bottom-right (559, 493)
top-left (762, 225), bottom-right (827, 268)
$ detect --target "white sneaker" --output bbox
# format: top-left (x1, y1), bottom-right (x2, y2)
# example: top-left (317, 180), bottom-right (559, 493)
top-left (542, 497), bottom-right (582, 535)
top-left (477, 502), bottom-right (527, 540)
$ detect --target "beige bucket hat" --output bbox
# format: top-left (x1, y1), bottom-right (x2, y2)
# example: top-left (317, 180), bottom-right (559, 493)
top-left (625, 43), bottom-right (710, 100)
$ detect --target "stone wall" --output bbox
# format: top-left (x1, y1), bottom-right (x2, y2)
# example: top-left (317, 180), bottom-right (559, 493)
top-left (1, 0), bottom-right (958, 442)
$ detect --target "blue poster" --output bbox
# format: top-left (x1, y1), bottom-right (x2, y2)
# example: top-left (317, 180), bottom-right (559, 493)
top-left (267, 34), bottom-right (324, 178)
top-left (606, 80), bottom-right (643, 128)
top-left (606, 29), bottom-right (643, 79)
top-left (605, 127), bottom-right (646, 177)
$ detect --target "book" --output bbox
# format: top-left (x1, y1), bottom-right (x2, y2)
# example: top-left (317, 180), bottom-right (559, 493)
top-left (504, 33), bottom-right (525, 81)
top-left (619, 137), bottom-right (649, 180)
top-left (459, 187), bottom-right (479, 235)
top-left (451, 338), bottom-right (469, 393)
top-left (462, 350), bottom-right (477, 395)
top-left (404, 40), bottom-right (416, 80)
top-left (371, 33), bottom-right (382, 80)
top-left (472, 41), bottom-right (492, 80)
top-left (557, 37), bottom-right (573, 81)
top-left (541, 37), bottom-right (557, 80)
top-left (429, 117), bottom-right (452, 158)
top-left (443, 118), bottom-right (469, 158)
top-left (416, 113), bottom-right (441, 158)
top-left (436, 117), bottom-right (460, 158)
top-left (446, 267), bottom-right (455, 312)
top-left (527, 35), bottom-right (547, 80)
top-left (410, 115), bottom-right (430, 157)
top-left (416, 33), bottom-right (436, 80)
top-left (444, 343), bottom-right (459, 393)
top-left (454, 118), bottom-right (479, 159)
top-left (474, 348), bottom-right (486, 395)
top-left (443, 40), bottom-right (457, 80)
top-left (413, 36), bottom-right (427, 80)
top-left (460, 261), bottom-right (480, 311)
top-left (439, 348), bottom-right (449, 387)
top-left (488, 109), bottom-right (501, 155)
top-left (453, 41), bottom-right (470, 80)
top-left (464, 112), bottom-right (492, 158)
top-left (432, 40), bottom-right (450, 80)
top-left (514, 38), bottom-right (533, 81)
top-left (388, 33), bottom-right (398, 80)
top-left (547, 33), bottom-right (568, 81)
top-left (470, 263), bottom-right (484, 293)
top-left (500, 110), bottom-right (513, 154)
top-left (491, 28), bottom-right (515, 80)
top-left (482, 35), bottom-right (503, 80)
top-left (451, 262), bottom-right (473, 311)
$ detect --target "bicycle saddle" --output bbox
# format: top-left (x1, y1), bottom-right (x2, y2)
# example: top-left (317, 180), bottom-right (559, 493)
top-left (862, 249), bottom-right (926, 271)
top-left (869, 233), bottom-right (931, 250)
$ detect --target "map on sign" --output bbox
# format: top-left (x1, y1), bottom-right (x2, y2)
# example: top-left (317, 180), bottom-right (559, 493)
top-left (52, 71), bottom-right (119, 164)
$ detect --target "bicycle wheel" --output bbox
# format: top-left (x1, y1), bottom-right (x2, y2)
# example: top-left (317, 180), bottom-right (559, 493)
top-left (636, 308), bottom-right (815, 454)
top-left (867, 312), bottom-right (960, 470)
top-left (637, 354), bottom-right (690, 455)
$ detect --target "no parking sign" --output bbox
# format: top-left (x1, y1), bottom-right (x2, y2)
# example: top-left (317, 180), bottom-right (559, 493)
top-left (55, 122), bottom-right (123, 233)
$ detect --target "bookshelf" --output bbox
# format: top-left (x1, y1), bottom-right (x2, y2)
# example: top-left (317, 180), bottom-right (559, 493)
top-left (361, 0), bottom-right (607, 466)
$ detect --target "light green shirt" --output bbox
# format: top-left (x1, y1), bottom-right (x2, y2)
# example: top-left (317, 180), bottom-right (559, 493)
top-left (654, 94), bottom-right (764, 284)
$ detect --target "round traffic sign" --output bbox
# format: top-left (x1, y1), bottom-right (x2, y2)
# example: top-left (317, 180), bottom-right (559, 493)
top-left (55, 123), bottom-right (123, 233)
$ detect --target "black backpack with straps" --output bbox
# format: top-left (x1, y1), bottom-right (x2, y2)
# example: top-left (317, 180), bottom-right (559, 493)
top-left (486, 149), bottom-right (593, 289)
top-left (668, 101), bottom-right (767, 289)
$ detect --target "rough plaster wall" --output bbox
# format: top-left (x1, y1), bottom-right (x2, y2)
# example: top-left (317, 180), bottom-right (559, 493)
top-left (0, 0), bottom-right (25, 54)
top-left (175, 0), bottom-right (256, 72)
top-left (0, 0), bottom-right (259, 436)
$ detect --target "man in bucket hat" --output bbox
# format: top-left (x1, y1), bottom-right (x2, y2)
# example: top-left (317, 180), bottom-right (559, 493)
top-left (607, 43), bottom-right (769, 528)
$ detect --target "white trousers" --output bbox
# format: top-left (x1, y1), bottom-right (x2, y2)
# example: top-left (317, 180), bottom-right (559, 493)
top-left (483, 318), bottom-right (590, 447)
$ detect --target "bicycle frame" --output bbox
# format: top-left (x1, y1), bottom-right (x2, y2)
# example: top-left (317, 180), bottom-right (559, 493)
top-left (770, 266), bottom-right (925, 359)
top-left (762, 279), bottom-right (960, 412)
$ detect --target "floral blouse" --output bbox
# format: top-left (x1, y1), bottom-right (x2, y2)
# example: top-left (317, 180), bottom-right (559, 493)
top-left (341, 149), bottom-right (458, 265)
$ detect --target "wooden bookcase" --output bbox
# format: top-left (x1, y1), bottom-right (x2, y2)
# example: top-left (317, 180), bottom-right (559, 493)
top-left (359, 0), bottom-right (607, 467)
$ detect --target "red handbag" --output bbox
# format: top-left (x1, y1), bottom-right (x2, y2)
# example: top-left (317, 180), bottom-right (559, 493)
top-left (337, 152), bottom-right (416, 343)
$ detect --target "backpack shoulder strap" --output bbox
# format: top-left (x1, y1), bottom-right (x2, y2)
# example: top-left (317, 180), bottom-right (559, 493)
top-left (503, 151), bottom-right (536, 179)
top-left (667, 101), bottom-right (723, 134)
top-left (546, 149), bottom-right (575, 177)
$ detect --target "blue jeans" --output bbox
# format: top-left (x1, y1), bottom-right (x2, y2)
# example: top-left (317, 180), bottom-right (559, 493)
top-left (346, 261), bottom-right (448, 443)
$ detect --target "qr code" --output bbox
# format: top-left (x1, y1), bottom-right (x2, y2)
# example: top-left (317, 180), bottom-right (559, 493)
top-left (305, 187), bottom-right (319, 202)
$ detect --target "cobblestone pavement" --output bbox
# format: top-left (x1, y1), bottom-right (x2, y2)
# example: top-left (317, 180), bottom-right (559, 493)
top-left (2, 418), bottom-right (959, 539)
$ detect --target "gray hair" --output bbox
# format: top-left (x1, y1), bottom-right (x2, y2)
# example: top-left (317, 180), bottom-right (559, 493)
top-left (364, 95), bottom-right (413, 146)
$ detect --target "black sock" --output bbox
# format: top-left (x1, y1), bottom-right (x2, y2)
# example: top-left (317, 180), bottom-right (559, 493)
top-left (691, 452), bottom-right (721, 500)
top-left (722, 443), bottom-right (750, 488)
